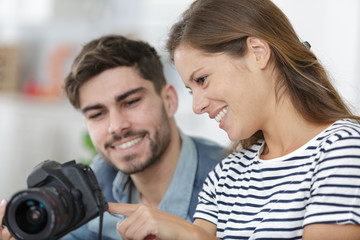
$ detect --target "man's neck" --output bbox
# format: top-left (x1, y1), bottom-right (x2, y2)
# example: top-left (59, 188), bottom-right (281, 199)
top-left (130, 125), bottom-right (182, 208)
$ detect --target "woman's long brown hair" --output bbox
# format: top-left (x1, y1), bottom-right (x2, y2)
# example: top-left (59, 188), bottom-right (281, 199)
top-left (167, 0), bottom-right (360, 151)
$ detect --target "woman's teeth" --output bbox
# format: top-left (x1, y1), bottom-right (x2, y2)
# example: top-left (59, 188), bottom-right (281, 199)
top-left (215, 107), bottom-right (228, 123)
top-left (115, 137), bottom-right (142, 149)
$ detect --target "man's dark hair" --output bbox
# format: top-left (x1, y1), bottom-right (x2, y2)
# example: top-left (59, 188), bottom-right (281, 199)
top-left (64, 35), bottom-right (166, 109)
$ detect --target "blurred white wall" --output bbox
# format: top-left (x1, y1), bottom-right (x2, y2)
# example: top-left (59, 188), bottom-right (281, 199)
top-left (0, 95), bottom-right (92, 199)
top-left (0, 0), bottom-right (359, 199)
top-left (273, 0), bottom-right (360, 115)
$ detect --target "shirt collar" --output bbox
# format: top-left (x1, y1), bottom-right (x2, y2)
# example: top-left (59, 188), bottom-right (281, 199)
top-left (158, 130), bottom-right (197, 220)
top-left (112, 130), bottom-right (198, 220)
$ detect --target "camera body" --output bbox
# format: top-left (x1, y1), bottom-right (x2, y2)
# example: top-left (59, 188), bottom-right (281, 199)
top-left (4, 160), bottom-right (108, 240)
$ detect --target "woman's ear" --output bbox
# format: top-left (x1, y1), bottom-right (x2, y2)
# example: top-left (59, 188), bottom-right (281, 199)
top-left (246, 37), bottom-right (271, 69)
top-left (161, 84), bottom-right (178, 117)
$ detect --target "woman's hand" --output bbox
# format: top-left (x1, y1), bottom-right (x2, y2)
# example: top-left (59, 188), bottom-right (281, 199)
top-left (108, 202), bottom-right (218, 240)
top-left (0, 200), bottom-right (15, 240)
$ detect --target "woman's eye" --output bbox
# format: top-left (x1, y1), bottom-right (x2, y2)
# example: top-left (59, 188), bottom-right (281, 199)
top-left (195, 76), bottom-right (207, 85)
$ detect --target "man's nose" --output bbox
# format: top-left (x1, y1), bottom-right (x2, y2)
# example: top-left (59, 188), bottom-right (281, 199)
top-left (108, 110), bottom-right (131, 134)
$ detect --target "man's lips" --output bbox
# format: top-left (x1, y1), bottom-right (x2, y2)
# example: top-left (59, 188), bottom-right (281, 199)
top-left (105, 132), bottom-right (147, 150)
top-left (113, 136), bottom-right (144, 150)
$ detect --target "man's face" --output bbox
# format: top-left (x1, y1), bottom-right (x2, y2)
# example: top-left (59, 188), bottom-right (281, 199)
top-left (79, 66), bottom-right (171, 174)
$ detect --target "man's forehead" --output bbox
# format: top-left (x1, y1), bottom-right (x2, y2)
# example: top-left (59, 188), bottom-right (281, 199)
top-left (78, 67), bottom-right (156, 101)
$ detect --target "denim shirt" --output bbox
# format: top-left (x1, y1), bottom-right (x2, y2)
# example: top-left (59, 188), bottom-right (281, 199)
top-left (62, 131), bottom-right (225, 240)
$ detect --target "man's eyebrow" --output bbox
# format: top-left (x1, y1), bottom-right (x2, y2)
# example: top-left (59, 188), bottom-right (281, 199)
top-left (81, 104), bottom-right (102, 114)
top-left (115, 87), bottom-right (146, 102)
top-left (81, 87), bottom-right (146, 114)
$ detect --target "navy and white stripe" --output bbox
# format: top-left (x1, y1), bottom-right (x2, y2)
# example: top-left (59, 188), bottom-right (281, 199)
top-left (194, 119), bottom-right (360, 239)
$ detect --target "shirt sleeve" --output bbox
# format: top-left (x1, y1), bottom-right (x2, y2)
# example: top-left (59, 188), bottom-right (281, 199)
top-left (193, 162), bottom-right (223, 225)
top-left (304, 133), bottom-right (360, 226)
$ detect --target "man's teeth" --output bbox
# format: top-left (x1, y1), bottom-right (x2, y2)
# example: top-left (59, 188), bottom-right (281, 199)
top-left (215, 107), bottom-right (228, 123)
top-left (115, 137), bottom-right (142, 149)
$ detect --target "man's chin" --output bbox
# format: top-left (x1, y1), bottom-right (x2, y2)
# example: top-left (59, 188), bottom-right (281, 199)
top-left (118, 158), bottom-right (156, 175)
top-left (112, 160), bottom-right (148, 175)
top-left (114, 162), bottom-right (149, 175)
top-left (121, 167), bottom-right (146, 175)
top-left (100, 152), bottom-right (136, 169)
top-left (100, 151), bottom-right (156, 175)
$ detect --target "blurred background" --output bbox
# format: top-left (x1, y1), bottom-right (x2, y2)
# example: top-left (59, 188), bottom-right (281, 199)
top-left (0, 0), bottom-right (359, 199)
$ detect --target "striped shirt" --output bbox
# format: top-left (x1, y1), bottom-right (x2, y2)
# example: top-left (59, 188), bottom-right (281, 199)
top-left (194, 119), bottom-right (360, 239)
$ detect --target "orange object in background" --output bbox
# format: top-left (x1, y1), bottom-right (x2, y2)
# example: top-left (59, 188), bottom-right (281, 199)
top-left (22, 43), bottom-right (75, 101)
top-left (46, 43), bottom-right (75, 98)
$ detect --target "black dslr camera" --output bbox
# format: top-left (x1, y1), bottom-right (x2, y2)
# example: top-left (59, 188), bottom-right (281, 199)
top-left (3, 160), bottom-right (108, 240)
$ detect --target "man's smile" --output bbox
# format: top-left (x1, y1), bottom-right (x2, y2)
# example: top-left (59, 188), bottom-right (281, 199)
top-left (113, 136), bottom-right (144, 150)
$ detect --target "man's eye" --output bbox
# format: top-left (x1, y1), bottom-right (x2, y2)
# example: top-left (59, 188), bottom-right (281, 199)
top-left (125, 98), bottom-right (140, 107)
top-left (88, 112), bottom-right (103, 119)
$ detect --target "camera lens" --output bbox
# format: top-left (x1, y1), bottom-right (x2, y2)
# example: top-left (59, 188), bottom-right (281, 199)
top-left (15, 200), bottom-right (48, 234)
top-left (3, 160), bottom-right (107, 240)
top-left (4, 187), bottom-right (77, 240)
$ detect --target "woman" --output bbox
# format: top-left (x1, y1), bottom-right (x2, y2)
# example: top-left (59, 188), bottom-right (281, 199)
top-left (109, 0), bottom-right (360, 239)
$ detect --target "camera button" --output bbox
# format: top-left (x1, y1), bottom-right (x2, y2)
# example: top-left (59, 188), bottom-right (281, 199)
top-left (71, 189), bottom-right (82, 200)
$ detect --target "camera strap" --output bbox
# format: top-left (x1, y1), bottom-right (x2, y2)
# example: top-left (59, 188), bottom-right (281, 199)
top-left (98, 205), bottom-right (105, 240)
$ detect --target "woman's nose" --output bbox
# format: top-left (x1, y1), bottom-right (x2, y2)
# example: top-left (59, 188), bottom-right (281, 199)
top-left (192, 90), bottom-right (209, 115)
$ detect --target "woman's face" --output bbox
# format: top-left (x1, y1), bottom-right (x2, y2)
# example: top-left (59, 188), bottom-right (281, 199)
top-left (173, 43), bottom-right (276, 141)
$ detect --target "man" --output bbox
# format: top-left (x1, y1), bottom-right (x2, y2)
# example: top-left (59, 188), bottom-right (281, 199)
top-left (0, 35), bottom-right (224, 240)
top-left (59, 35), bottom-right (225, 239)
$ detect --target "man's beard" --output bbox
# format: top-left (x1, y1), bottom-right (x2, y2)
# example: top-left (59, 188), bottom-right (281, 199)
top-left (96, 107), bottom-right (172, 175)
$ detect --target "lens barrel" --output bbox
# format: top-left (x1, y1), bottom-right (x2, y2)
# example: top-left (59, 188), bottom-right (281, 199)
top-left (4, 187), bottom-right (74, 240)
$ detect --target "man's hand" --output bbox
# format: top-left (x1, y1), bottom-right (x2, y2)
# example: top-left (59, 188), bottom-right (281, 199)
top-left (108, 202), bottom-right (217, 240)
top-left (0, 200), bottom-right (15, 240)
